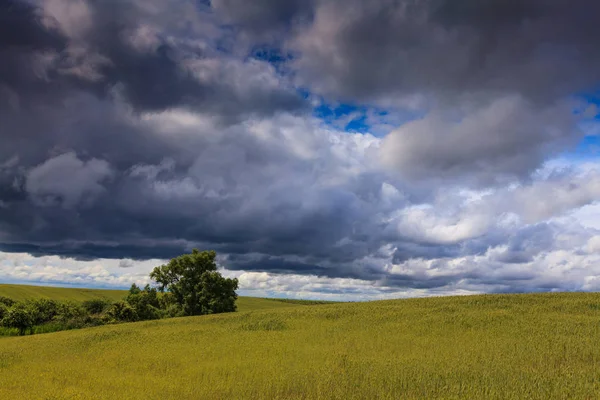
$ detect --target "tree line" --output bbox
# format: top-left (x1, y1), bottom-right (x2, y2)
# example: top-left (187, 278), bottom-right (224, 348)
top-left (0, 249), bottom-right (238, 336)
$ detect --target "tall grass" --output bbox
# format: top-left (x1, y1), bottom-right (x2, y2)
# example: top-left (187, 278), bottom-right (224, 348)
top-left (2, 292), bottom-right (600, 399)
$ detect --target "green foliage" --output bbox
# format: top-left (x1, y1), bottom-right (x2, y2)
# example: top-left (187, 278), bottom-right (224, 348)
top-left (1, 303), bottom-right (34, 335)
top-left (157, 291), bottom-right (184, 317)
top-left (82, 299), bottom-right (111, 315)
top-left (0, 298), bottom-right (94, 335)
top-left (0, 295), bottom-right (15, 307)
top-left (29, 299), bottom-right (60, 325)
top-left (106, 301), bottom-right (138, 323)
top-left (158, 291), bottom-right (177, 309)
top-left (126, 284), bottom-right (161, 320)
top-left (196, 271), bottom-right (238, 314)
top-left (150, 249), bottom-right (239, 316)
top-left (55, 301), bottom-right (86, 322)
top-left (162, 304), bottom-right (185, 318)
top-left (48, 302), bottom-right (90, 331)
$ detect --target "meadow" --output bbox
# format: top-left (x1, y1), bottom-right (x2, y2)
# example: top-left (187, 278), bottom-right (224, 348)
top-left (0, 284), bottom-right (127, 302)
top-left (1, 289), bottom-right (600, 399)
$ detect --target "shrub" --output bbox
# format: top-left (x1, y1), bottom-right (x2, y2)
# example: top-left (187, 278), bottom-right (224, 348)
top-left (52, 301), bottom-right (86, 326)
top-left (162, 304), bottom-right (184, 318)
top-left (106, 301), bottom-right (138, 322)
top-left (0, 303), bottom-right (7, 320)
top-left (82, 299), bottom-right (111, 315)
top-left (29, 299), bottom-right (60, 325)
top-left (2, 304), bottom-right (34, 335)
top-left (0, 296), bottom-right (15, 307)
top-left (57, 301), bottom-right (86, 319)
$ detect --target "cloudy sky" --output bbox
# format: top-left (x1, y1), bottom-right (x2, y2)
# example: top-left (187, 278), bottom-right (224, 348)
top-left (2, 0), bottom-right (600, 300)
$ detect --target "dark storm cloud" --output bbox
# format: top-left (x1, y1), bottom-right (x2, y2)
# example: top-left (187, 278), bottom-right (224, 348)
top-left (292, 0), bottom-right (600, 103)
top-left (0, 0), bottom-right (69, 108)
top-left (0, 142), bottom-right (388, 271)
top-left (0, 0), bottom-right (306, 116)
top-left (0, 0), bottom-right (307, 189)
top-left (1, 0), bottom-right (600, 295)
top-left (212, 0), bottom-right (314, 38)
top-left (0, 0), bottom-right (62, 49)
top-left (491, 224), bottom-right (556, 264)
top-left (392, 242), bottom-right (463, 264)
top-left (0, 241), bottom-right (187, 261)
top-left (0, 1), bottom-right (312, 270)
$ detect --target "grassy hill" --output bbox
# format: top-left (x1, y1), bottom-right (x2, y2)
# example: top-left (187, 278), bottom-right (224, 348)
top-left (0, 283), bottom-right (321, 313)
top-left (0, 283), bottom-right (127, 302)
top-left (2, 292), bottom-right (600, 399)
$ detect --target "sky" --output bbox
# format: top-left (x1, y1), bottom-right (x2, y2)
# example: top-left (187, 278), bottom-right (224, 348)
top-left (2, 0), bottom-right (600, 300)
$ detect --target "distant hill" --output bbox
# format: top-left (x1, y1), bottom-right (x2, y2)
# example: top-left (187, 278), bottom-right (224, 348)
top-left (0, 283), bottom-right (126, 302)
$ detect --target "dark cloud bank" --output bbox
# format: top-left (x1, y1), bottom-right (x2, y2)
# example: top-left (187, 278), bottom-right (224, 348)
top-left (2, 0), bottom-right (600, 295)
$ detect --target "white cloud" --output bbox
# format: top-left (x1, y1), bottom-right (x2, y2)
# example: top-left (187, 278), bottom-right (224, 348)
top-left (380, 96), bottom-right (578, 183)
top-left (0, 252), bottom-right (160, 288)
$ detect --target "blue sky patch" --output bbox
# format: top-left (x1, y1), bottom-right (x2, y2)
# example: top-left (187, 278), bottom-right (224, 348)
top-left (313, 102), bottom-right (378, 133)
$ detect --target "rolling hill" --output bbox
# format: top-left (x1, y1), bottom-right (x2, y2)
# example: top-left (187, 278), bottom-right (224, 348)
top-left (0, 284), bottom-right (127, 302)
top-left (2, 291), bottom-right (600, 399)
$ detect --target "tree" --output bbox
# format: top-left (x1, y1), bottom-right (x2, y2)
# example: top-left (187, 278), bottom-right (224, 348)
top-left (150, 249), bottom-right (239, 316)
top-left (126, 284), bottom-right (161, 320)
top-left (2, 304), bottom-right (34, 335)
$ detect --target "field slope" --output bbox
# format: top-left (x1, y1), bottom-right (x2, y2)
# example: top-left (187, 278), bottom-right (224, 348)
top-left (0, 283), bottom-right (127, 302)
top-left (2, 292), bottom-right (600, 399)
top-left (0, 283), bottom-right (317, 312)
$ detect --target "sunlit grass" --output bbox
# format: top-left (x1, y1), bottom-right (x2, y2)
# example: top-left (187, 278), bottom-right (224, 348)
top-left (2, 292), bottom-right (600, 399)
top-left (0, 283), bottom-right (127, 302)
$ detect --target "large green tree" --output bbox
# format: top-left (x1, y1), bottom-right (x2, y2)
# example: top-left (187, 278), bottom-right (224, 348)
top-left (150, 249), bottom-right (238, 316)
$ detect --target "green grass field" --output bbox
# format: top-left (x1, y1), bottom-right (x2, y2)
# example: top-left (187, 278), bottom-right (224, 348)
top-left (0, 283), bottom-right (321, 313)
top-left (0, 283), bottom-right (127, 302)
top-left (2, 290), bottom-right (600, 399)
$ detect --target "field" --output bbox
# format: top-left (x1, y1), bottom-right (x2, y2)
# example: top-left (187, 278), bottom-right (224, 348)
top-left (0, 284), bottom-right (127, 302)
top-left (0, 283), bottom-right (317, 313)
top-left (2, 290), bottom-right (600, 399)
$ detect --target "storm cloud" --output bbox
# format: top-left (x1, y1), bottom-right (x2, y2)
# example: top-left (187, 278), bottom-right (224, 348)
top-left (1, 0), bottom-right (600, 299)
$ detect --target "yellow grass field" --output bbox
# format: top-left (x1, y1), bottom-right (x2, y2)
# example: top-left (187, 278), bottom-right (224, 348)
top-left (2, 290), bottom-right (600, 399)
